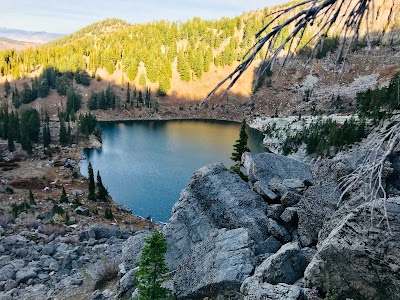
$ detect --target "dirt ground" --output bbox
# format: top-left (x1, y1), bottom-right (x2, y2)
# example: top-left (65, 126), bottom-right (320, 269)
top-left (0, 135), bottom-right (153, 232)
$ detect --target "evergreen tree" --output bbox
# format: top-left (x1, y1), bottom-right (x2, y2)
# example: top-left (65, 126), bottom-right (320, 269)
top-left (65, 212), bottom-right (70, 225)
top-left (29, 190), bottom-right (36, 205)
top-left (105, 84), bottom-right (117, 109)
top-left (66, 88), bottom-right (82, 114)
top-left (87, 162), bottom-right (96, 201)
top-left (67, 122), bottom-right (72, 144)
top-left (19, 108), bottom-right (40, 152)
top-left (75, 70), bottom-right (91, 86)
top-left (126, 82), bottom-right (131, 105)
top-left (145, 88), bottom-right (151, 108)
top-left (7, 133), bottom-right (14, 152)
top-left (59, 117), bottom-right (69, 146)
top-left (55, 75), bottom-right (72, 96)
top-left (38, 78), bottom-right (49, 98)
top-left (31, 78), bottom-right (39, 100)
top-left (20, 82), bottom-right (32, 104)
top-left (21, 135), bottom-right (32, 155)
top-left (4, 78), bottom-right (10, 97)
top-left (88, 92), bottom-right (98, 110)
top-left (43, 124), bottom-right (51, 148)
top-left (138, 90), bottom-right (143, 108)
top-left (136, 231), bottom-right (171, 300)
top-left (12, 86), bottom-right (21, 109)
top-left (78, 113), bottom-right (97, 136)
top-left (7, 112), bottom-right (14, 151)
top-left (0, 104), bottom-right (9, 139)
top-left (231, 120), bottom-right (250, 166)
top-left (104, 208), bottom-right (113, 219)
top-left (60, 186), bottom-right (69, 203)
top-left (96, 171), bottom-right (108, 201)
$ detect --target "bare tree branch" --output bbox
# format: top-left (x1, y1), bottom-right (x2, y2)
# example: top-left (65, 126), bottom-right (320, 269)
top-left (201, 0), bottom-right (396, 105)
top-left (338, 121), bottom-right (400, 230)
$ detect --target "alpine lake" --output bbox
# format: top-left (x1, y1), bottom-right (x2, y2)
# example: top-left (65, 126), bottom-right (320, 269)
top-left (80, 119), bottom-right (266, 222)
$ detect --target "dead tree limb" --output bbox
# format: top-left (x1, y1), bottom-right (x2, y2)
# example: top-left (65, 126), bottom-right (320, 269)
top-left (338, 121), bottom-right (400, 230)
top-left (201, 0), bottom-right (394, 105)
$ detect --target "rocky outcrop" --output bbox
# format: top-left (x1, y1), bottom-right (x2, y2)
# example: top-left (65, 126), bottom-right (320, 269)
top-left (163, 163), bottom-right (269, 270)
top-left (250, 242), bottom-right (307, 285)
top-left (174, 228), bottom-right (255, 299)
top-left (297, 183), bottom-right (340, 247)
top-left (305, 197), bottom-right (400, 300)
top-left (243, 153), bottom-right (314, 199)
top-left (121, 231), bottom-right (152, 270)
top-left (241, 280), bottom-right (306, 300)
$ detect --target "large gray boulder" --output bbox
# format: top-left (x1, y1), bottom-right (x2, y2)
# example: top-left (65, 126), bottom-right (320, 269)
top-left (121, 231), bottom-right (152, 270)
top-left (243, 153), bottom-right (314, 191)
top-left (267, 219), bottom-right (291, 243)
top-left (297, 183), bottom-right (340, 247)
top-left (15, 268), bottom-right (38, 284)
top-left (240, 280), bottom-right (306, 300)
top-left (173, 228), bottom-right (254, 299)
top-left (305, 197), bottom-right (400, 300)
top-left (163, 163), bottom-right (269, 270)
top-left (253, 242), bottom-right (307, 285)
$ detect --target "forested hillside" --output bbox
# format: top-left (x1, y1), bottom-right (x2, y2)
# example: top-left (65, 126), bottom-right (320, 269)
top-left (1, 0), bottom-right (398, 97)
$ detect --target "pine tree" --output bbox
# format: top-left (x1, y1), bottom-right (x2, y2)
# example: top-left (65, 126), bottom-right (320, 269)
top-left (7, 112), bottom-right (15, 151)
top-left (21, 134), bottom-right (32, 154)
top-left (126, 82), bottom-right (131, 105)
top-left (104, 208), bottom-right (113, 219)
top-left (59, 117), bottom-right (69, 146)
top-left (38, 78), bottom-right (50, 98)
top-left (7, 133), bottom-right (15, 152)
top-left (66, 88), bottom-right (82, 114)
top-left (65, 212), bottom-right (70, 225)
top-left (12, 86), bottom-right (21, 109)
top-left (96, 171), bottom-right (108, 201)
top-left (4, 78), bottom-right (11, 97)
top-left (87, 162), bottom-right (96, 201)
top-left (60, 186), bottom-right (69, 203)
top-left (231, 120), bottom-right (250, 166)
top-left (138, 90), bottom-right (143, 108)
top-left (145, 88), bottom-right (151, 108)
top-left (136, 231), bottom-right (171, 300)
top-left (29, 190), bottom-right (36, 205)
top-left (67, 122), bottom-right (72, 144)
top-left (43, 124), bottom-right (51, 148)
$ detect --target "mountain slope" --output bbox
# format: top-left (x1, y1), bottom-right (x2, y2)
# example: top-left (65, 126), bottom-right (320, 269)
top-left (0, 37), bottom-right (37, 50)
top-left (0, 0), bottom-right (399, 120)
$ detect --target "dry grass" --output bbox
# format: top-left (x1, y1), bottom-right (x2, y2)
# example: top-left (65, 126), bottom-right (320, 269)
top-left (93, 258), bottom-right (120, 290)
top-left (0, 213), bottom-right (15, 228)
top-left (38, 224), bottom-right (66, 237)
top-left (24, 218), bottom-right (41, 229)
top-left (61, 236), bottom-right (79, 244)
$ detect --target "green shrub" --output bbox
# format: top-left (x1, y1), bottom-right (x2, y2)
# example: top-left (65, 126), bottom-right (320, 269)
top-left (53, 204), bottom-right (65, 215)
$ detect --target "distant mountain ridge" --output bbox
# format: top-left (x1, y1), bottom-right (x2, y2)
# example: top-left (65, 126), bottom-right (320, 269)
top-left (0, 27), bottom-right (65, 44)
top-left (0, 37), bottom-right (36, 50)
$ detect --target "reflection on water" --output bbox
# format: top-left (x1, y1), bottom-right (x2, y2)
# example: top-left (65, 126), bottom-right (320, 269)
top-left (80, 119), bottom-right (266, 222)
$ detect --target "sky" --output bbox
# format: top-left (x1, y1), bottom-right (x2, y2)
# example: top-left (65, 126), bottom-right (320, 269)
top-left (1, 0), bottom-right (289, 34)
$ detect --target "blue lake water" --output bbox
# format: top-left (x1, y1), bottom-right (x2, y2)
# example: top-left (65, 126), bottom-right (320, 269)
top-left (80, 119), bottom-right (266, 222)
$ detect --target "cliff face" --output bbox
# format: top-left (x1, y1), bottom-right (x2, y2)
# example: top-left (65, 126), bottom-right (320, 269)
top-left (117, 146), bottom-right (400, 300)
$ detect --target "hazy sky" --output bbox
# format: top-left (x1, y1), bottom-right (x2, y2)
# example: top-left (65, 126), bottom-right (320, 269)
top-left (2, 0), bottom-right (289, 34)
